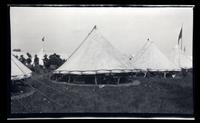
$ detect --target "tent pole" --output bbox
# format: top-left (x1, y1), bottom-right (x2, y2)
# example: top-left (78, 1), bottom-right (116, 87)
top-left (134, 72), bottom-right (136, 77)
top-left (163, 72), bottom-right (166, 78)
top-left (117, 76), bottom-right (120, 85)
top-left (95, 75), bottom-right (97, 85)
top-left (61, 74), bottom-right (64, 81)
top-left (68, 75), bottom-right (70, 83)
top-left (144, 71), bottom-right (147, 78)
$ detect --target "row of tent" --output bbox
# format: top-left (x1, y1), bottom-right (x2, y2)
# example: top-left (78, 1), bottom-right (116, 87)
top-left (11, 25), bottom-right (192, 80)
top-left (54, 25), bottom-right (192, 74)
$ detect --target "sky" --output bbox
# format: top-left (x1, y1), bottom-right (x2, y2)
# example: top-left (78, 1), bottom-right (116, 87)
top-left (10, 7), bottom-right (193, 58)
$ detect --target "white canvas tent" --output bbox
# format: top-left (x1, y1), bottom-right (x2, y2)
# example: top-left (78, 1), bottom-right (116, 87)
top-left (54, 25), bottom-right (133, 75)
top-left (170, 45), bottom-right (192, 69)
top-left (11, 54), bottom-right (32, 80)
top-left (131, 40), bottom-right (180, 71)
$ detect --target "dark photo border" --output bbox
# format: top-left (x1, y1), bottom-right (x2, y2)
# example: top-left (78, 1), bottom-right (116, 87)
top-left (1, 0), bottom-right (200, 120)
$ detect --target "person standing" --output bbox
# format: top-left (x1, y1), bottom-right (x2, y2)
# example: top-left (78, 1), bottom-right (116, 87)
top-left (34, 55), bottom-right (39, 66)
top-left (34, 55), bottom-right (39, 73)
top-left (26, 53), bottom-right (32, 69)
top-left (19, 55), bottom-right (26, 65)
top-left (43, 54), bottom-right (49, 70)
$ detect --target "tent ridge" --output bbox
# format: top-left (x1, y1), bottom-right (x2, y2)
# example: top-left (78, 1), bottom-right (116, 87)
top-left (66, 25), bottom-right (98, 61)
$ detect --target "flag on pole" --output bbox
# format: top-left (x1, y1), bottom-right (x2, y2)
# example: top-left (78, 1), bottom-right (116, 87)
top-left (178, 27), bottom-right (182, 45)
top-left (42, 36), bottom-right (45, 42)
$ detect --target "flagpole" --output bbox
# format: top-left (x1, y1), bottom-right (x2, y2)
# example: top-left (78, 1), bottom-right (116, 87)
top-left (178, 28), bottom-right (180, 68)
top-left (178, 44), bottom-right (180, 68)
top-left (180, 24), bottom-right (183, 69)
top-left (178, 25), bottom-right (182, 68)
top-left (42, 36), bottom-right (45, 67)
top-left (43, 37), bottom-right (45, 52)
top-left (42, 36), bottom-right (45, 53)
top-left (181, 24), bottom-right (183, 51)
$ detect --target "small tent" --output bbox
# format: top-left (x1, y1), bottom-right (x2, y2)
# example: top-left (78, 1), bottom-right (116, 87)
top-left (131, 40), bottom-right (180, 71)
top-left (11, 54), bottom-right (32, 80)
top-left (170, 45), bottom-right (192, 69)
top-left (54, 25), bottom-right (133, 75)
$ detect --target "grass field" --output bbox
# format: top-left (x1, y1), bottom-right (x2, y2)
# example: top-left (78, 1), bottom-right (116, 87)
top-left (11, 72), bottom-right (193, 114)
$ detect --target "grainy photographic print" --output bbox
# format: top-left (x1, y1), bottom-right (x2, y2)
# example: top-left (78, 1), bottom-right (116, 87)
top-left (10, 6), bottom-right (193, 119)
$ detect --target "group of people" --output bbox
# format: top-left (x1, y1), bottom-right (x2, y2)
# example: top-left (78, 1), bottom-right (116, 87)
top-left (14, 53), bottom-right (41, 72)
top-left (14, 52), bottom-right (66, 73)
top-left (14, 53), bottom-right (33, 66)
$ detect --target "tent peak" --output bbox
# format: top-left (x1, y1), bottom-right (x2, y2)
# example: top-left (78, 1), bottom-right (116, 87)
top-left (147, 38), bottom-right (154, 44)
top-left (93, 25), bottom-right (97, 30)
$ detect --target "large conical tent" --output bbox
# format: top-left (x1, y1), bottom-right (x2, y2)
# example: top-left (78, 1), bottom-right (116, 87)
top-left (131, 40), bottom-right (180, 71)
top-left (54, 25), bottom-right (133, 75)
top-left (11, 54), bottom-right (32, 80)
top-left (170, 45), bottom-right (192, 69)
